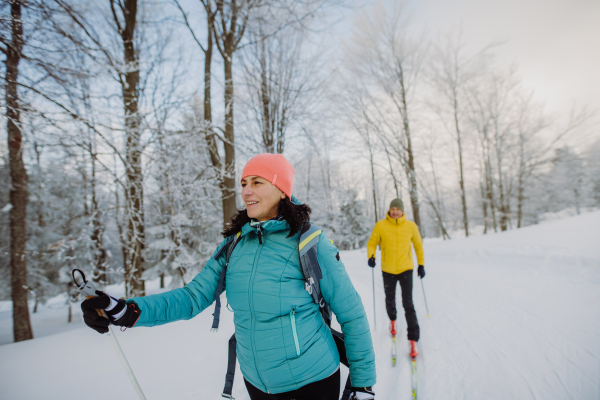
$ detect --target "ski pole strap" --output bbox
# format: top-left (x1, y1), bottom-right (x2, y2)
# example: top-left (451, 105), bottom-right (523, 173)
top-left (330, 328), bottom-right (349, 367)
top-left (340, 375), bottom-right (353, 400)
top-left (222, 334), bottom-right (237, 399)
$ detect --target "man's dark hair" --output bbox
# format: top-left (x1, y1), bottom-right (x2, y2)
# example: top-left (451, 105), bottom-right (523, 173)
top-left (222, 197), bottom-right (311, 238)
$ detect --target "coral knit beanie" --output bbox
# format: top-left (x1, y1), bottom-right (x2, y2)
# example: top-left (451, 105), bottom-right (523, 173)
top-left (241, 153), bottom-right (295, 199)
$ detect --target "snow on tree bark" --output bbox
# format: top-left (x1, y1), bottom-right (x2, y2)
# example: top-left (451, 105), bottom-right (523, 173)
top-left (6, 0), bottom-right (34, 342)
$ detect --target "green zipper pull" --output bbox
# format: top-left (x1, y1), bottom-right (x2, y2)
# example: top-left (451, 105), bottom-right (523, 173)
top-left (290, 308), bottom-right (300, 356)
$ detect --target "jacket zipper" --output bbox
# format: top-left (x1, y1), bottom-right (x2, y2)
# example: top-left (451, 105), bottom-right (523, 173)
top-left (249, 229), bottom-right (269, 392)
top-left (290, 308), bottom-right (300, 356)
top-left (257, 224), bottom-right (263, 244)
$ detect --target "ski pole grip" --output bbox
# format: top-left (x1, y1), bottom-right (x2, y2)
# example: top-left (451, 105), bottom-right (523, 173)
top-left (85, 295), bottom-right (108, 318)
top-left (72, 269), bottom-right (107, 318)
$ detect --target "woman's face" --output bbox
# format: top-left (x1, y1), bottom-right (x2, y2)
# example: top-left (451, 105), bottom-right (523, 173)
top-left (241, 176), bottom-right (285, 221)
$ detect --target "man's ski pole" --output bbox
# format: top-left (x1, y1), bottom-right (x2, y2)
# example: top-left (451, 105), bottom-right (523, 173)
top-left (72, 270), bottom-right (147, 400)
top-left (372, 267), bottom-right (376, 330)
top-left (420, 278), bottom-right (430, 317)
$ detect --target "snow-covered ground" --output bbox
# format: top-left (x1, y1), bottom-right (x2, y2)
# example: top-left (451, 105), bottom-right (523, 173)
top-left (1, 212), bottom-right (599, 399)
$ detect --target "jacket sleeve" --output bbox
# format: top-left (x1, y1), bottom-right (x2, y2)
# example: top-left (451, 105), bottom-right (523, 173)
top-left (366, 222), bottom-right (381, 259)
top-left (317, 231), bottom-right (376, 388)
top-left (127, 238), bottom-right (230, 327)
top-left (412, 223), bottom-right (425, 265)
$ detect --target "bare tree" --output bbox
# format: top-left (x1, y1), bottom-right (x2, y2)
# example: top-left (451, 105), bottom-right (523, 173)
top-left (345, 96), bottom-right (379, 222)
top-left (202, 0), bottom-right (260, 226)
top-left (2, 0), bottom-right (34, 342)
top-left (172, 0), bottom-right (221, 195)
top-left (469, 88), bottom-right (497, 234)
top-left (344, 2), bottom-right (424, 230)
top-left (50, 0), bottom-right (154, 296)
top-left (428, 30), bottom-right (495, 236)
top-left (514, 98), bottom-right (592, 227)
top-left (239, 15), bottom-right (321, 155)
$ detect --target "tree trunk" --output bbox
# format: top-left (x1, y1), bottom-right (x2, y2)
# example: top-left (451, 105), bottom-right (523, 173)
top-left (306, 154), bottom-right (312, 203)
top-left (259, 35), bottom-right (274, 153)
top-left (485, 160), bottom-right (497, 233)
top-left (222, 42), bottom-right (238, 227)
top-left (115, 182), bottom-right (128, 283)
top-left (203, 12), bottom-right (221, 175)
top-left (495, 139), bottom-right (508, 231)
top-left (516, 138), bottom-right (526, 229)
top-left (33, 291), bottom-right (39, 314)
top-left (397, 66), bottom-right (421, 231)
top-left (384, 147), bottom-right (400, 199)
top-left (369, 147), bottom-right (378, 224)
top-left (119, 0), bottom-right (145, 297)
top-left (454, 102), bottom-right (469, 236)
top-left (7, 0), bottom-right (33, 343)
top-left (478, 182), bottom-right (486, 234)
top-left (90, 147), bottom-right (106, 285)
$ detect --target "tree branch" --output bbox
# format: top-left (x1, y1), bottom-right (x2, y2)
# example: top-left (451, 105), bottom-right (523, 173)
top-left (173, 0), bottom-right (207, 53)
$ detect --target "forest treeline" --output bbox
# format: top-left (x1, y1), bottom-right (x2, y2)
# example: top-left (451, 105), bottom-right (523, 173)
top-left (1, 0), bottom-right (598, 342)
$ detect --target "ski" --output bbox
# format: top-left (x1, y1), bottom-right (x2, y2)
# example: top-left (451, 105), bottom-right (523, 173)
top-left (410, 356), bottom-right (418, 399)
top-left (391, 336), bottom-right (397, 366)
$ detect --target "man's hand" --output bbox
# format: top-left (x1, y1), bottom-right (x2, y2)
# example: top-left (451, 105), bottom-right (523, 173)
top-left (368, 257), bottom-right (376, 268)
top-left (418, 265), bottom-right (425, 279)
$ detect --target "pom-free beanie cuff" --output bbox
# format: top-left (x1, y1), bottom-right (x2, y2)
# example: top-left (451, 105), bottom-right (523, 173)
top-left (241, 153), bottom-right (295, 198)
top-left (390, 198), bottom-right (404, 211)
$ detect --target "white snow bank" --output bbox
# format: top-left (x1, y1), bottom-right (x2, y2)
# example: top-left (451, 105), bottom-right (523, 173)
top-left (1, 213), bottom-right (599, 399)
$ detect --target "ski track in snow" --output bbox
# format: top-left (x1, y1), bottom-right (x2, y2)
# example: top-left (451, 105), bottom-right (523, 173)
top-left (1, 212), bottom-right (599, 399)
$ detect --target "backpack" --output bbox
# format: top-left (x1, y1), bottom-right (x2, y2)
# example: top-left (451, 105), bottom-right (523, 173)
top-left (211, 222), bottom-right (354, 400)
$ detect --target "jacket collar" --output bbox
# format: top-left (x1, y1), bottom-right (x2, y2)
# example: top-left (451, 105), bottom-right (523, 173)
top-left (386, 212), bottom-right (406, 225)
top-left (239, 195), bottom-right (302, 237)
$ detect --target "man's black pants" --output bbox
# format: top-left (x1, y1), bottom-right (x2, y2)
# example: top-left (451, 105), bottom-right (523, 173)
top-left (383, 269), bottom-right (419, 341)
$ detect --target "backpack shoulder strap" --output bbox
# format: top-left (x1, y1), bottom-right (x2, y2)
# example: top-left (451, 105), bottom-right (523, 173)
top-left (298, 223), bottom-right (351, 374)
top-left (298, 222), bottom-right (332, 326)
top-left (211, 232), bottom-right (242, 332)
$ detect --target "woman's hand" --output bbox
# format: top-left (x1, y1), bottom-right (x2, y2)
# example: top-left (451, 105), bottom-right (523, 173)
top-left (81, 292), bottom-right (140, 333)
top-left (350, 386), bottom-right (375, 399)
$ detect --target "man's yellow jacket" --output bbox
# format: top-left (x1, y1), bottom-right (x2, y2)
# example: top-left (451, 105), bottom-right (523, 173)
top-left (367, 214), bottom-right (424, 275)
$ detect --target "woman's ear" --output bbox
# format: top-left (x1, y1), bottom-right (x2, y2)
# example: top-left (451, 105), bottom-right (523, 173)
top-left (280, 192), bottom-right (286, 200)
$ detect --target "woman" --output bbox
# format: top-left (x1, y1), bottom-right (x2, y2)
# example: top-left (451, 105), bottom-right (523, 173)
top-left (81, 154), bottom-right (376, 400)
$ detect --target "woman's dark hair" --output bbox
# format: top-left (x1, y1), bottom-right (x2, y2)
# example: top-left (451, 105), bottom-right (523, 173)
top-left (222, 197), bottom-right (311, 238)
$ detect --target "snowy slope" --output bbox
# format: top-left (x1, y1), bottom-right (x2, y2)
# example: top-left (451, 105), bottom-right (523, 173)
top-left (1, 212), bottom-right (599, 400)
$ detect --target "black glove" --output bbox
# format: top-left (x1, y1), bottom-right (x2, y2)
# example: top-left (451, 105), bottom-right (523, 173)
top-left (368, 257), bottom-right (376, 268)
top-left (418, 265), bottom-right (425, 279)
top-left (81, 291), bottom-right (141, 334)
top-left (350, 386), bottom-right (375, 399)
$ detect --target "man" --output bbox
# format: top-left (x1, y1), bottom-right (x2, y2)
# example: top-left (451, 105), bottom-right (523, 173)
top-left (367, 198), bottom-right (425, 358)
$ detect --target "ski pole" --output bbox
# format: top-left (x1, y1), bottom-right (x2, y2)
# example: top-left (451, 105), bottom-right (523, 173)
top-left (420, 278), bottom-right (430, 317)
top-left (372, 267), bottom-right (376, 330)
top-left (72, 269), bottom-right (147, 400)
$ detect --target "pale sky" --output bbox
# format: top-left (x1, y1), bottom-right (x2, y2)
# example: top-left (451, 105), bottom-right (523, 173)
top-left (407, 0), bottom-right (600, 114)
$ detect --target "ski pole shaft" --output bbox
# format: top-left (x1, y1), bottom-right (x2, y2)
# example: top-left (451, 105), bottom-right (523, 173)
top-left (72, 269), bottom-right (147, 399)
top-left (372, 267), bottom-right (376, 330)
top-left (107, 325), bottom-right (147, 400)
top-left (420, 279), bottom-right (430, 317)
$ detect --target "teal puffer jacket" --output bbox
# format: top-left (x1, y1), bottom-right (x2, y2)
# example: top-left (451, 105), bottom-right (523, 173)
top-left (130, 218), bottom-right (376, 394)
